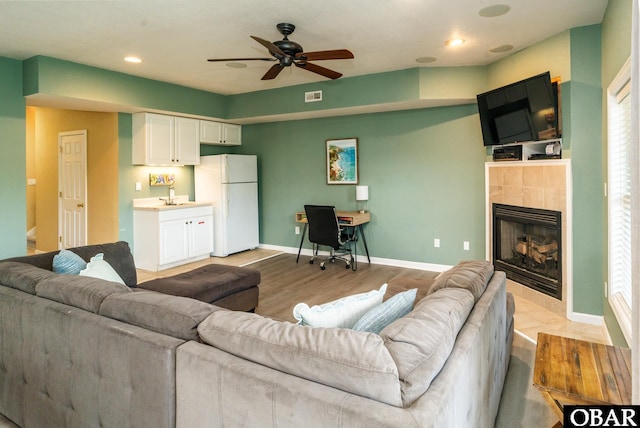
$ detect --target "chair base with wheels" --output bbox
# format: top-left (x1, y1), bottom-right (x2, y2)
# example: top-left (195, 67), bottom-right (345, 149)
top-left (309, 243), bottom-right (356, 270)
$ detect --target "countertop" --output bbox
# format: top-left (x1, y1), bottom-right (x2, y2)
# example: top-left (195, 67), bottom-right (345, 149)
top-left (133, 202), bottom-right (212, 211)
top-left (132, 195), bottom-right (212, 211)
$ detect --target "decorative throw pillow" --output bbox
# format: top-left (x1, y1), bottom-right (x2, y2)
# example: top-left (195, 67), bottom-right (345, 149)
top-left (52, 248), bottom-right (87, 274)
top-left (293, 283), bottom-right (387, 328)
top-left (352, 288), bottom-right (417, 334)
top-left (79, 253), bottom-right (125, 285)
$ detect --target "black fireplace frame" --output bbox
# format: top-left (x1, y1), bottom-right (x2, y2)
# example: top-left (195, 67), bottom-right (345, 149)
top-left (492, 203), bottom-right (562, 300)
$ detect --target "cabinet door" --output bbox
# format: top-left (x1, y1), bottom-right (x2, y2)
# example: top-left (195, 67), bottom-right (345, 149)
top-left (199, 120), bottom-right (222, 144)
top-left (189, 215), bottom-right (213, 257)
top-left (146, 114), bottom-right (175, 164)
top-left (175, 117), bottom-right (200, 165)
top-left (222, 123), bottom-right (242, 145)
top-left (159, 219), bottom-right (189, 265)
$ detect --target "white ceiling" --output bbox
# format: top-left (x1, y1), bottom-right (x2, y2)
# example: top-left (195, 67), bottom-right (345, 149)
top-left (0, 1), bottom-right (608, 96)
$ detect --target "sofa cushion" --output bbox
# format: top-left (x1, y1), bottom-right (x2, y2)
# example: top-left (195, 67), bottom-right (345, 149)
top-left (386, 276), bottom-right (437, 303)
top-left (100, 290), bottom-right (220, 341)
top-left (352, 288), bottom-right (417, 334)
top-left (69, 242), bottom-right (138, 287)
top-left (36, 274), bottom-right (131, 313)
top-left (427, 260), bottom-right (494, 302)
top-left (0, 261), bottom-right (59, 294)
top-left (52, 248), bottom-right (87, 274)
top-left (4, 241), bottom-right (138, 287)
top-left (197, 311), bottom-right (403, 407)
top-left (79, 254), bottom-right (125, 285)
top-left (293, 283), bottom-right (387, 328)
top-left (382, 287), bottom-right (475, 407)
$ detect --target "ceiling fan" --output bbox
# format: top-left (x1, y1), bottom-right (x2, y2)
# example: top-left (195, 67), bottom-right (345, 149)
top-left (207, 23), bottom-right (354, 81)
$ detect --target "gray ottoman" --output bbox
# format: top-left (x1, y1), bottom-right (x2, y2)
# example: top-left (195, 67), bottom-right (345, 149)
top-left (138, 264), bottom-right (260, 312)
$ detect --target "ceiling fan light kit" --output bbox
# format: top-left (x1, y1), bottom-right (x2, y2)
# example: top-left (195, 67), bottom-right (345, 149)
top-left (207, 22), bottom-right (354, 81)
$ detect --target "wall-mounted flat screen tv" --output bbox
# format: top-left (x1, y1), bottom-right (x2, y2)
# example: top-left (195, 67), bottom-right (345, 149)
top-left (476, 71), bottom-right (559, 146)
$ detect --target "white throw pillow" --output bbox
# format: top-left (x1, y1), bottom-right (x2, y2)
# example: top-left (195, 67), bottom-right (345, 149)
top-left (79, 253), bottom-right (125, 285)
top-left (293, 284), bottom-right (387, 328)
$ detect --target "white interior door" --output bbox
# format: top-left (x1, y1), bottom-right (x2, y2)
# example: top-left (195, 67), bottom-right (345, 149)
top-left (58, 130), bottom-right (87, 249)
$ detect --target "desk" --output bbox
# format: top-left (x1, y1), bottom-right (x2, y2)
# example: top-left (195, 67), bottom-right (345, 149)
top-left (295, 210), bottom-right (371, 265)
top-left (532, 333), bottom-right (632, 427)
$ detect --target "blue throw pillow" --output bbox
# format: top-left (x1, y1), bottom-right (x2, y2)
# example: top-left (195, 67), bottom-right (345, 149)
top-left (52, 249), bottom-right (87, 274)
top-left (352, 288), bottom-right (418, 334)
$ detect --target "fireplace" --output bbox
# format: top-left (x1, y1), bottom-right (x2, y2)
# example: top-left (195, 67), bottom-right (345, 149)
top-left (492, 203), bottom-right (562, 300)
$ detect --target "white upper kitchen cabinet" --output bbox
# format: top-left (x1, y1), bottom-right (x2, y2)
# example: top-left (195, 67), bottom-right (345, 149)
top-left (200, 120), bottom-right (241, 145)
top-left (174, 117), bottom-right (200, 165)
top-left (132, 113), bottom-right (200, 165)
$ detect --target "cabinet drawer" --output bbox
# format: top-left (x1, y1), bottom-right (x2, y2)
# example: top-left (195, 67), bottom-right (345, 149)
top-left (157, 205), bottom-right (213, 222)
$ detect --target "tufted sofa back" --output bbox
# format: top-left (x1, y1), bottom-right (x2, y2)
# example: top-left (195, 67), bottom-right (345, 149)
top-left (5, 241), bottom-right (138, 287)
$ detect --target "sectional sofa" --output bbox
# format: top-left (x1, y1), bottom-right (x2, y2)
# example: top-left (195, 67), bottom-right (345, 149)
top-left (0, 242), bottom-right (513, 428)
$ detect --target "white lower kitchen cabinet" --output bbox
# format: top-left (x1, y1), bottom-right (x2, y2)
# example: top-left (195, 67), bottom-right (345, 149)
top-left (133, 205), bottom-right (213, 271)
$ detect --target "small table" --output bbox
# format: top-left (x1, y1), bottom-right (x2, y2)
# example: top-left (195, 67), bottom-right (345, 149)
top-left (295, 210), bottom-right (371, 265)
top-left (532, 332), bottom-right (632, 427)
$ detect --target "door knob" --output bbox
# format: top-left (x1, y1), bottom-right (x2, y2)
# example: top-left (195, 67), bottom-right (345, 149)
top-left (77, 203), bottom-right (84, 208)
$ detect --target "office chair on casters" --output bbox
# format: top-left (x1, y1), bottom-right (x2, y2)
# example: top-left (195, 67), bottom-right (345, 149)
top-left (304, 205), bottom-right (358, 271)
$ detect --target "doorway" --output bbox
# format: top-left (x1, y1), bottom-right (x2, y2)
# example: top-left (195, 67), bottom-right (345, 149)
top-left (26, 107), bottom-right (120, 253)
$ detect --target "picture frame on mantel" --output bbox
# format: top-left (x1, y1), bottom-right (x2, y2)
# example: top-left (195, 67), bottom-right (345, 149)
top-left (326, 138), bottom-right (358, 185)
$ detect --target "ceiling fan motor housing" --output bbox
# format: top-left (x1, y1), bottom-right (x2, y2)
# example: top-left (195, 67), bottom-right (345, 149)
top-left (274, 39), bottom-right (303, 58)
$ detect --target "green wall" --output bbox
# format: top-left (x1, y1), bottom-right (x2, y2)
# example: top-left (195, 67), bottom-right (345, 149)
top-left (237, 104), bottom-right (485, 265)
top-left (568, 25), bottom-right (603, 316)
top-left (0, 58), bottom-right (26, 258)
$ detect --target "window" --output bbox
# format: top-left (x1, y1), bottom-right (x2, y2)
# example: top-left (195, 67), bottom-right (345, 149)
top-left (608, 57), bottom-right (632, 343)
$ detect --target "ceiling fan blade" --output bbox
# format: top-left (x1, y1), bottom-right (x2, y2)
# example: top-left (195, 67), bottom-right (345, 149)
top-left (207, 57), bottom-right (276, 62)
top-left (295, 61), bottom-right (342, 79)
top-left (295, 49), bottom-right (354, 61)
top-left (251, 35), bottom-right (287, 58)
top-left (261, 64), bottom-right (285, 80)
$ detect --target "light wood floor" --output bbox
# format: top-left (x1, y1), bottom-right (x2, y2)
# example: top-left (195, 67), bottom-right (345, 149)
top-left (140, 248), bottom-right (611, 344)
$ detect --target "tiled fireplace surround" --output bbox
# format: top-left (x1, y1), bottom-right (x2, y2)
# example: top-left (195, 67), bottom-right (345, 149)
top-left (486, 160), bottom-right (572, 317)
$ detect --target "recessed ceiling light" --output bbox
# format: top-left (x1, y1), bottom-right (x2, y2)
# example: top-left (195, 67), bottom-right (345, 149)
top-left (124, 56), bottom-right (142, 63)
top-left (225, 62), bottom-right (247, 69)
top-left (489, 44), bottom-right (514, 53)
top-left (445, 38), bottom-right (465, 47)
top-left (416, 56), bottom-right (437, 64)
top-left (479, 4), bottom-right (511, 18)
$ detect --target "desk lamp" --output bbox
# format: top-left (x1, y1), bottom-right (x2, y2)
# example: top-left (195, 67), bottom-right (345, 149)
top-left (356, 185), bottom-right (369, 213)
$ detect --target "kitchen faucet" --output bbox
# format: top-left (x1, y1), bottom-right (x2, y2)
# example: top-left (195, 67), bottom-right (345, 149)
top-left (160, 186), bottom-right (176, 205)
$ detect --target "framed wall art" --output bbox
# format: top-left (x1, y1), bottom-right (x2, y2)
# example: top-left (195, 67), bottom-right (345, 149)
top-left (149, 173), bottom-right (175, 186)
top-left (326, 138), bottom-right (358, 184)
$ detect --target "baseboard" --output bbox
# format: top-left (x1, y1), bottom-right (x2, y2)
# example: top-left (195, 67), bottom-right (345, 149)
top-left (568, 311), bottom-right (604, 326)
top-left (258, 244), bottom-right (452, 272)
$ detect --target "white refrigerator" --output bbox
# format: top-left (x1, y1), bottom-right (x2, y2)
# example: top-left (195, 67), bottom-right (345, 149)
top-left (195, 154), bottom-right (259, 257)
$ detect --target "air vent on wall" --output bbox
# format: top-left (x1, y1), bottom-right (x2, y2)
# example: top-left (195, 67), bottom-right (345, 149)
top-left (305, 90), bottom-right (322, 103)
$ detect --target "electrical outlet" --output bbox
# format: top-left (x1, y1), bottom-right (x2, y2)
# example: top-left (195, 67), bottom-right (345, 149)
top-left (463, 241), bottom-right (470, 251)
top-left (434, 238), bottom-right (440, 248)
top-left (295, 226), bottom-right (300, 235)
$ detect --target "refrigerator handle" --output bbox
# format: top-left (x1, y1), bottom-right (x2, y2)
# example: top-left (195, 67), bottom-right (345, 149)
top-left (225, 191), bottom-right (230, 218)
top-left (223, 156), bottom-right (229, 184)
